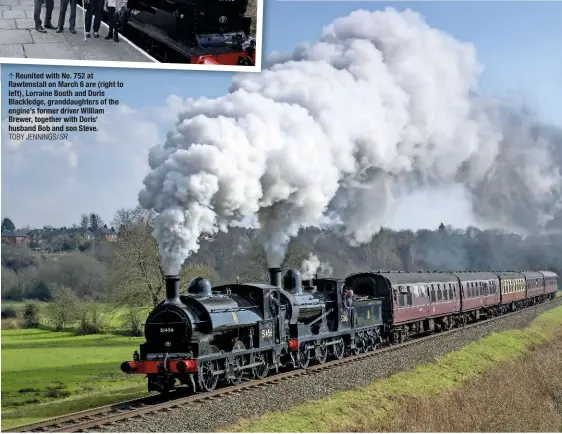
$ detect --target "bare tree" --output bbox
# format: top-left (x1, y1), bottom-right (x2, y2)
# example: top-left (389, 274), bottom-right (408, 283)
top-left (80, 214), bottom-right (89, 231)
top-left (90, 213), bottom-right (104, 233)
top-left (109, 206), bottom-right (215, 307)
top-left (46, 286), bottom-right (81, 330)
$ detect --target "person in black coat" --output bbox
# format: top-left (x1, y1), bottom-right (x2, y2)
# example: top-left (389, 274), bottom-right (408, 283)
top-left (56, 0), bottom-right (77, 33)
top-left (84, 0), bottom-right (104, 38)
top-left (33, 0), bottom-right (55, 32)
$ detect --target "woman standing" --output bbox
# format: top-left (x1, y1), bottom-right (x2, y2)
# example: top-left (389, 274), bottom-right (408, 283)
top-left (104, 0), bottom-right (127, 42)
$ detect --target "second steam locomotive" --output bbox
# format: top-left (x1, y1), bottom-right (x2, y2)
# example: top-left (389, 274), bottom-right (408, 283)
top-left (121, 267), bottom-right (558, 394)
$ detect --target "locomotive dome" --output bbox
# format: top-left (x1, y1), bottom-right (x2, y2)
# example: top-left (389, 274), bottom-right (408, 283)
top-left (187, 277), bottom-right (212, 297)
top-left (283, 269), bottom-right (303, 294)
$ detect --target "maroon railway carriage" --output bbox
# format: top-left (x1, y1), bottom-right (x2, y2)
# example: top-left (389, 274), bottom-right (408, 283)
top-left (540, 270), bottom-right (558, 300)
top-left (345, 271), bottom-right (461, 343)
top-left (496, 271), bottom-right (526, 312)
top-left (454, 272), bottom-right (501, 321)
top-left (523, 271), bottom-right (545, 303)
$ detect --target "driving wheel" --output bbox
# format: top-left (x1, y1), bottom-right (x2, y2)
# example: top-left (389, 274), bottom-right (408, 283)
top-left (197, 360), bottom-right (218, 392)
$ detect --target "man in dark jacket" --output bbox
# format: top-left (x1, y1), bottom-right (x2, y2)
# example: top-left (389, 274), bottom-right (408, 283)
top-left (56, 0), bottom-right (77, 33)
top-left (33, 0), bottom-right (55, 32)
top-left (84, 0), bottom-right (104, 38)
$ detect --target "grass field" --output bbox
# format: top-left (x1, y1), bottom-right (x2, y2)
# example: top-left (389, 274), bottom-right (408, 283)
top-left (228, 305), bottom-right (562, 432)
top-left (1, 329), bottom-right (146, 430)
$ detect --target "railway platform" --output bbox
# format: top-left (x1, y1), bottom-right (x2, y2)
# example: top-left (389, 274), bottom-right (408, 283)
top-left (0, 0), bottom-right (154, 62)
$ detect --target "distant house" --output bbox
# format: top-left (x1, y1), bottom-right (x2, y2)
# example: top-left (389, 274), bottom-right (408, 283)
top-left (1, 230), bottom-right (31, 247)
top-left (98, 227), bottom-right (118, 242)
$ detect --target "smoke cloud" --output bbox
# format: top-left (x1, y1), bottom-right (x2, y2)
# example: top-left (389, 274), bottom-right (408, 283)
top-left (301, 253), bottom-right (333, 280)
top-left (138, 8), bottom-right (562, 275)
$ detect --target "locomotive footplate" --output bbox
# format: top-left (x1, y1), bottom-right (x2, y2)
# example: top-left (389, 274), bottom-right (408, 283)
top-left (126, 20), bottom-right (255, 65)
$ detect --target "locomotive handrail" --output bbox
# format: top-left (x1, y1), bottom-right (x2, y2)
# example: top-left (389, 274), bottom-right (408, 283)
top-left (290, 301), bottom-right (327, 307)
top-left (209, 306), bottom-right (259, 313)
top-left (308, 308), bottom-right (334, 327)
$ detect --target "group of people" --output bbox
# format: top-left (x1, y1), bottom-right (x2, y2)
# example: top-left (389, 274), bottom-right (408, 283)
top-left (33, 0), bottom-right (128, 42)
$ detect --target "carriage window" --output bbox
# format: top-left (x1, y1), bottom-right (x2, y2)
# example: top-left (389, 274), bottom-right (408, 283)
top-left (430, 290), bottom-right (436, 302)
top-left (449, 288), bottom-right (454, 299)
top-left (437, 289), bottom-right (443, 301)
top-left (443, 289), bottom-right (448, 301)
top-left (407, 291), bottom-right (413, 306)
top-left (399, 293), bottom-right (406, 307)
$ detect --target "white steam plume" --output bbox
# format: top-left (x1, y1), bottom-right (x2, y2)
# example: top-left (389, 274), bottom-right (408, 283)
top-left (138, 8), bottom-right (561, 275)
top-left (301, 253), bottom-right (333, 280)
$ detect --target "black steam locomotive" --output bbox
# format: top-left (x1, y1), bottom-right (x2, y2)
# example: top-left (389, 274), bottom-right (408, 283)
top-left (122, 265), bottom-right (559, 394)
top-left (124, 0), bottom-right (256, 65)
top-left (121, 268), bottom-right (384, 393)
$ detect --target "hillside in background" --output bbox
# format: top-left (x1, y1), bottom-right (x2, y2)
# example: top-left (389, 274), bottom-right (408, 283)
top-left (3, 216), bottom-right (561, 307)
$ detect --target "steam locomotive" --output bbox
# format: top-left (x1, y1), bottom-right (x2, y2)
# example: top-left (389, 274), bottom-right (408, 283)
top-left (124, 0), bottom-right (256, 65)
top-left (121, 268), bottom-right (558, 394)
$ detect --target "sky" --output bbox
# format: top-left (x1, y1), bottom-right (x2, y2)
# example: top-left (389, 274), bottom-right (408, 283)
top-left (1, 0), bottom-right (561, 231)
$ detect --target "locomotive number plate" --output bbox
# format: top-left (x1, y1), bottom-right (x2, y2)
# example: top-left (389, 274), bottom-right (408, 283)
top-left (261, 328), bottom-right (273, 338)
top-left (160, 328), bottom-right (174, 333)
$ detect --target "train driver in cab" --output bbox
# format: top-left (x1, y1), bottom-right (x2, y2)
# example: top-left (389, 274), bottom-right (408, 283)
top-left (342, 286), bottom-right (355, 308)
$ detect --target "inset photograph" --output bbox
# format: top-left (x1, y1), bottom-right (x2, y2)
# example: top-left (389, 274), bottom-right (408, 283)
top-left (0, 0), bottom-right (261, 70)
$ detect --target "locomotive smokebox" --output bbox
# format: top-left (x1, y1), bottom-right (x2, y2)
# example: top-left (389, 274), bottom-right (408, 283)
top-left (268, 267), bottom-right (282, 287)
top-left (164, 275), bottom-right (181, 304)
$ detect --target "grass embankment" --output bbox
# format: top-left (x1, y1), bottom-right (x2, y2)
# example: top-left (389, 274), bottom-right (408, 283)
top-left (230, 305), bottom-right (562, 432)
top-left (1, 329), bottom-right (145, 430)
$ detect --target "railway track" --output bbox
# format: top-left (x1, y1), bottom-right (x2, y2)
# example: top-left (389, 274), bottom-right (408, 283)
top-left (8, 298), bottom-right (560, 433)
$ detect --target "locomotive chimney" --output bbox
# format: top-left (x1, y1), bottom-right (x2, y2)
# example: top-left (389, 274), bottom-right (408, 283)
top-left (268, 267), bottom-right (282, 287)
top-left (164, 275), bottom-right (181, 304)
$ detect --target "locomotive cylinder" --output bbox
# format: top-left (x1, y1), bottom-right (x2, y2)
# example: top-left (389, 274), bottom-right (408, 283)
top-left (164, 275), bottom-right (181, 305)
top-left (269, 268), bottom-right (282, 287)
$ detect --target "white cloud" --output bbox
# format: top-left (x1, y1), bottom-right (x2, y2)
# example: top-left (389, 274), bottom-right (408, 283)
top-left (1, 95), bottom-right (191, 228)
